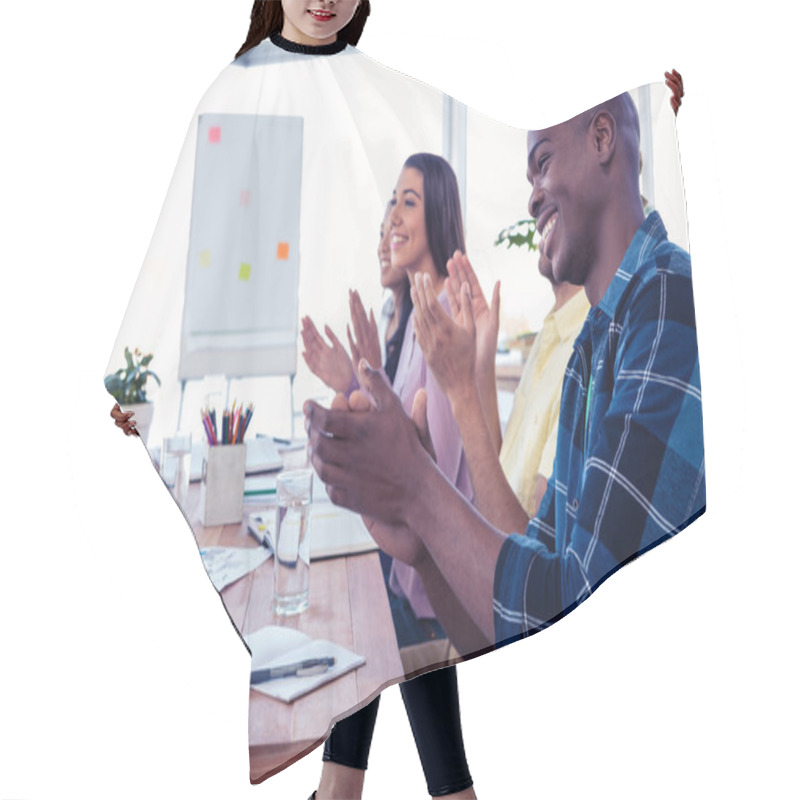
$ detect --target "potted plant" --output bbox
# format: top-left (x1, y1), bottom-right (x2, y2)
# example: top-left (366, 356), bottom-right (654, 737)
top-left (494, 219), bottom-right (539, 360)
top-left (104, 347), bottom-right (161, 445)
top-left (494, 218), bottom-right (538, 253)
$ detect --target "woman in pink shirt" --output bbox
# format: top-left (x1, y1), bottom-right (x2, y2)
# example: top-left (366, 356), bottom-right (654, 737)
top-left (303, 154), bottom-right (476, 799)
top-left (383, 154), bottom-right (474, 626)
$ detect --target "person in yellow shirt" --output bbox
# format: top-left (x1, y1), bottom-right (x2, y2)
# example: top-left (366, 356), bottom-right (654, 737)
top-left (404, 244), bottom-right (587, 534)
top-left (499, 250), bottom-right (590, 516)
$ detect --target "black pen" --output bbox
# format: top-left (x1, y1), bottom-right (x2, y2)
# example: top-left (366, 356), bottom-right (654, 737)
top-left (251, 656), bottom-right (335, 684)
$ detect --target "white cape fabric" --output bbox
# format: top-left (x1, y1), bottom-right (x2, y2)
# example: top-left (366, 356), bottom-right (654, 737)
top-left (106, 36), bottom-right (702, 782)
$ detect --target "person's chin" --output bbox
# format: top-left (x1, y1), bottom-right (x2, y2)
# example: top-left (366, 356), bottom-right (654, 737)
top-left (537, 261), bottom-right (555, 281)
top-left (551, 255), bottom-right (571, 285)
top-left (298, 21), bottom-right (336, 41)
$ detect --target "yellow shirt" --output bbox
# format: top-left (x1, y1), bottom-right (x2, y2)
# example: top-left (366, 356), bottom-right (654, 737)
top-left (499, 289), bottom-right (591, 516)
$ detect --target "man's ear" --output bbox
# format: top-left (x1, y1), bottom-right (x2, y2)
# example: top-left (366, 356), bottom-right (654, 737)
top-left (591, 110), bottom-right (616, 166)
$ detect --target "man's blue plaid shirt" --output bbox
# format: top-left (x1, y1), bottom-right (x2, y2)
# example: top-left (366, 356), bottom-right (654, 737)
top-left (493, 212), bottom-right (705, 644)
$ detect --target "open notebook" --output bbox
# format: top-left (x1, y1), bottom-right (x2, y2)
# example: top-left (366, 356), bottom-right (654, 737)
top-left (248, 503), bottom-right (378, 560)
top-left (245, 625), bottom-right (365, 703)
top-left (248, 472), bottom-right (378, 559)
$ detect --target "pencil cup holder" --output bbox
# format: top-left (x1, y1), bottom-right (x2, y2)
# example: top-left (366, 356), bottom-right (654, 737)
top-left (199, 443), bottom-right (246, 526)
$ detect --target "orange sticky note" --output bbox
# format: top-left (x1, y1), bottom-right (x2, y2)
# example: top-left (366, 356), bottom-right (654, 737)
top-left (238, 262), bottom-right (252, 281)
top-left (277, 242), bottom-right (290, 260)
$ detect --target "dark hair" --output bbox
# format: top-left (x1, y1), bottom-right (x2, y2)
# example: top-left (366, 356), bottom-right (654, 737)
top-left (384, 289), bottom-right (412, 386)
top-left (236, 1), bottom-right (371, 59)
top-left (402, 153), bottom-right (466, 279)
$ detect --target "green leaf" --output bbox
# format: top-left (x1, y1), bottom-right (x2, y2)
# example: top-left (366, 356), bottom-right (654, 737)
top-left (104, 375), bottom-right (121, 395)
top-left (494, 218), bottom-right (538, 252)
top-left (112, 348), bottom-right (158, 400)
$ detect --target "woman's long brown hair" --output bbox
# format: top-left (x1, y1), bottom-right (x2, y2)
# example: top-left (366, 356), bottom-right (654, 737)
top-left (236, 1), bottom-right (371, 59)
top-left (402, 154), bottom-right (466, 280)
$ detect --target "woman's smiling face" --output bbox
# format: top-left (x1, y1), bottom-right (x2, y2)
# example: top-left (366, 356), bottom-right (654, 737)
top-left (280, 0), bottom-right (361, 46)
top-left (389, 167), bottom-right (433, 279)
top-left (378, 205), bottom-right (406, 291)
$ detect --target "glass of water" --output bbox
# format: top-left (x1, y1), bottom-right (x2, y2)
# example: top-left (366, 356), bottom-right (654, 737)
top-left (160, 432), bottom-right (192, 508)
top-left (273, 468), bottom-right (313, 615)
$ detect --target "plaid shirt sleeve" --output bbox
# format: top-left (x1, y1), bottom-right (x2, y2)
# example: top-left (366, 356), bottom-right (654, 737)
top-left (494, 255), bottom-right (705, 645)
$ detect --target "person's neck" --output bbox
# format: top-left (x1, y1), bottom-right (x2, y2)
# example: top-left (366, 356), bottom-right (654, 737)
top-left (550, 280), bottom-right (583, 312)
top-left (270, 32), bottom-right (347, 55)
top-left (583, 201), bottom-right (645, 306)
top-left (391, 285), bottom-right (407, 320)
top-left (408, 259), bottom-right (445, 299)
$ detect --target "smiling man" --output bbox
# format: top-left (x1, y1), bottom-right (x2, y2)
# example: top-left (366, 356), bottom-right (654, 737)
top-left (304, 91), bottom-right (705, 655)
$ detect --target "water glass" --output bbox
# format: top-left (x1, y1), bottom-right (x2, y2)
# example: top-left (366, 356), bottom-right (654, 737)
top-left (161, 432), bottom-right (192, 508)
top-left (273, 468), bottom-right (313, 615)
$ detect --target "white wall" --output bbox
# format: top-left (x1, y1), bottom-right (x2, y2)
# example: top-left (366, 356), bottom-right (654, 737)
top-left (2, 1), bottom-right (797, 799)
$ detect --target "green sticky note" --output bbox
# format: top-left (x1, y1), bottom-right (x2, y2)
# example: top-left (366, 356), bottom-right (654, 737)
top-left (238, 262), bottom-right (252, 281)
top-left (199, 249), bottom-right (211, 268)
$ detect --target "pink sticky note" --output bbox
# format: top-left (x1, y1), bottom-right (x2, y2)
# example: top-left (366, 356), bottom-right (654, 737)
top-left (209, 126), bottom-right (221, 144)
top-left (240, 190), bottom-right (250, 207)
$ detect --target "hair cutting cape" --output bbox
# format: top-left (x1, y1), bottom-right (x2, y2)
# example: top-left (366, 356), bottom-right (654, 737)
top-left (106, 36), bottom-right (704, 782)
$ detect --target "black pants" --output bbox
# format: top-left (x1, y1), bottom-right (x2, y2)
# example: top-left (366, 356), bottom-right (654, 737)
top-left (323, 665), bottom-right (473, 797)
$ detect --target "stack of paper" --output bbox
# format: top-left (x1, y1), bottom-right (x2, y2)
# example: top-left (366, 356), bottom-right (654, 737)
top-left (199, 546), bottom-right (271, 591)
top-left (243, 473), bottom-right (277, 505)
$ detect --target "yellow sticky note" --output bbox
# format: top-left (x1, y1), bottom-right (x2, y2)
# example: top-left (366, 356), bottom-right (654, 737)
top-left (277, 242), bottom-right (290, 261)
top-left (238, 262), bottom-right (252, 281)
top-left (199, 250), bottom-right (211, 268)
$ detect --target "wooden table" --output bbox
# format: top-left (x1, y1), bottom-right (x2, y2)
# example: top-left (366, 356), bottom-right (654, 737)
top-left (184, 484), bottom-right (403, 783)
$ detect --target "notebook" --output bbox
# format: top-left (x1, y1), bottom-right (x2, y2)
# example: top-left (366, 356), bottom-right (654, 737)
top-left (248, 503), bottom-right (378, 560)
top-left (199, 546), bottom-right (271, 591)
top-left (245, 625), bottom-right (365, 703)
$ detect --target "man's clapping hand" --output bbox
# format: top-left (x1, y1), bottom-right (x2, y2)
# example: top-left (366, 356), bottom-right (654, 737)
top-left (305, 360), bottom-right (435, 567)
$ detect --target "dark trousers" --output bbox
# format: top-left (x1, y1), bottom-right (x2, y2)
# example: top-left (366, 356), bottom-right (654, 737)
top-left (323, 665), bottom-right (473, 797)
